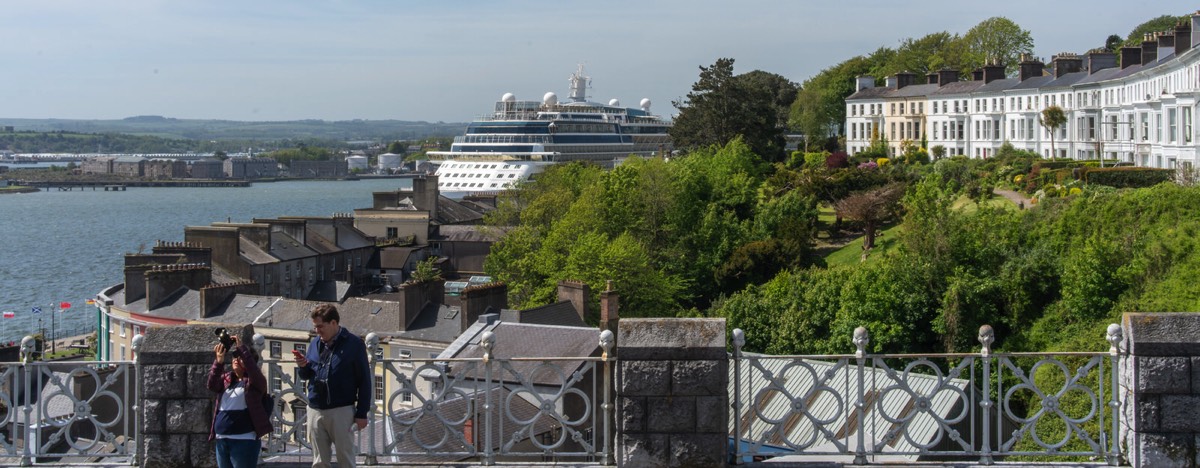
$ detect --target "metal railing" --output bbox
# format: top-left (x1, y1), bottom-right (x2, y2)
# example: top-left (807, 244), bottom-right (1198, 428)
top-left (0, 337), bottom-right (138, 466)
top-left (259, 330), bottom-right (616, 465)
top-left (730, 323), bottom-right (1123, 465)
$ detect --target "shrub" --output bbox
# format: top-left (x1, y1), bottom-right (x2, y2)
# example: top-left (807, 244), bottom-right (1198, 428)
top-left (1081, 167), bottom-right (1174, 188)
top-left (826, 151), bottom-right (850, 169)
top-left (877, 158), bottom-right (891, 167)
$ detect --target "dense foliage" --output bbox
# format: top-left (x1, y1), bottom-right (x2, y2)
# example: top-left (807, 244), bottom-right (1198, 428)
top-left (671, 58), bottom-right (798, 162)
top-left (483, 138), bottom-right (822, 319)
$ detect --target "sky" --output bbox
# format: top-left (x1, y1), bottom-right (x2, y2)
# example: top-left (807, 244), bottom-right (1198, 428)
top-left (1, 0), bottom-right (1194, 123)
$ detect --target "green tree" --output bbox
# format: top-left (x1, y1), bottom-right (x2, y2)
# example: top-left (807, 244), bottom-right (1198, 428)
top-left (790, 51), bottom-right (893, 150)
top-left (961, 17), bottom-right (1034, 75)
top-left (834, 182), bottom-right (906, 251)
top-left (1104, 34), bottom-right (1123, 52)
top-left (1040, 105), bottom-right (1067, 159)
top-left (385, 140), bottom-right (409, 155)
top-left (410, 257), bottom-right (443, 283)
top-left (671, 58), bottom-right (796, 162)
top-left (1123, 15), bottom-right (1188, 48)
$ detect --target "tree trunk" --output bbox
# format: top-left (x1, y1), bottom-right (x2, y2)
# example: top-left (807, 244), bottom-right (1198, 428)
top-left (862, 221), bottom-right (877, 250)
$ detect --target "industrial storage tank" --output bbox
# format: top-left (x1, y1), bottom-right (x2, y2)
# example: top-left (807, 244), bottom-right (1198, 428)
top-left (346, 155), bottom-right (368, 172)
top-left (378, 153), bottom-right (403, 172)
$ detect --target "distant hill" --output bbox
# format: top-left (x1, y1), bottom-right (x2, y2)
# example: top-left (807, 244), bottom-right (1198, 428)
top-left (0, 116), bottom-right (467, 143)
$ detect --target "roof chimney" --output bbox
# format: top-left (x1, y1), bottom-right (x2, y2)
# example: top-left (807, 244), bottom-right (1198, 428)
top-left (971, 68), bottom-right (984, 81)
top-left (982, 60), bottom-right (1005, 83)
top-left (1158, 32), bottom-right (1176, 59)
top-left (1086, 50), bottom-right (1118, 74)
top-left (1051, 53), bottom-right (1083, 77)
top-left (1120, 46), bottom-right (1142, 69)
top-left (1177, 20), bottom-right (1193, 55)
top-left (894, 72), bottom-right (916, 89)
top-left (1192, 12), bottom-right (1200, 52)
top-left (926, 72), bottom-right (939, 85)
top-left (556, 280), bottom-right (589, 323)
top-left (855, 76), bottom-right (875, 92)
top-left (1018, 55), bottom-right (1045, 81)
top-left (599, 280), bottom-right (619, 336)
top-left (1142, 34), bottom-right (1159, 64)
top-left (937, 68), bottom-right (959, 87)
top-left (885, 76), bottom-right (898, 89)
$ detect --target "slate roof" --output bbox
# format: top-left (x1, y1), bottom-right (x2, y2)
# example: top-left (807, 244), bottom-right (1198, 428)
top-left (845, 87), bottom-right (892, 101)
top-left (1040, 71), bottom-right (1088, 90)
top-left (1009, 75), bottom-right (1054, 91)
top-left (435, 196), bottom-right (486, 225)
top-left (267, 230), bottom-right (317, 262)
top-left (434, 225), bottom-right (500, 242)
top-left (446, 322), bottom-right (599, 386)
top-left (975, 78), bottom-right (1018, 93)
top-left (501, 301), bottom-right (587, 328)
top-left (929, 81), bottom-right (985, 96)
top-left (239, 238), bottom-right (276, 265)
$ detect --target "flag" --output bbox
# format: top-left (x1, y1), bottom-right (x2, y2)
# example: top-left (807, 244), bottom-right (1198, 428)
top-left (86, 299), bottom-right (96, 305)
top-left (60, 302), bottom-right (71, 310)
top-left (32, 306), bottom-right (42, 314)
top-left (2, 311), bottom-right (13, 319)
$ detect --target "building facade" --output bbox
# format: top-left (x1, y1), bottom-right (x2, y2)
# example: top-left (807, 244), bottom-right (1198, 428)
top-left (846, 17), bottom-right (1200, 170)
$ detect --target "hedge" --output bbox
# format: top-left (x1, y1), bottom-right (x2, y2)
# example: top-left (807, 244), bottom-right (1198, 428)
top-left (1081, 167), bottom-right (1173, 188)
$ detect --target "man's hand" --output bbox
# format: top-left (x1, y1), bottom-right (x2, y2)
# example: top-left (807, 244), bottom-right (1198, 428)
top-left (354, 418), bottom-right (367, 431)
top-left (213, 343), bottom-right (225, 362)
top-left (292, 349), bottom-right (308, 367)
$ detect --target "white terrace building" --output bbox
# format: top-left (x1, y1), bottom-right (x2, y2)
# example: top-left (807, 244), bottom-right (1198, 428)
top-left (846, 15), bottom-right (1200, 170)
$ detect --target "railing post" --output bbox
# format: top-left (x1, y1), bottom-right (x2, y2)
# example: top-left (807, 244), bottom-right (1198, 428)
top-left (364, 332), bottom-right (379, 465)
top-left (481, 330), bottom-right (495, 466)
top-left (731, 328), bottom-right (745, 465)
top-left (600, 329), bottom-right (615, 466)
top-left (853, 327), bottom-right (869, 465)
top-left (19, 335), bottom-right (34, 467)
top-left (132, 334), bottom-right (145, 467)
top-left (1105, 323), bottom-right (1122, 466)
top-left (978, 325), bottom-right (994, 465)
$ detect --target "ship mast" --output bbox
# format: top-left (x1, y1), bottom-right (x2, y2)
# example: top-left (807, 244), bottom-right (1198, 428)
top-left (568, 64), bottom-right (590, 103)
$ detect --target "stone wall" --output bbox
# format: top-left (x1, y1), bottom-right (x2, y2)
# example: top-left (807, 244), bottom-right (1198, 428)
top-left (139, 324), bottom-right (255, 468)
top-left (617, 318), bottom-right (727, 467)
top-left (1121, 312), bottom-right (1200, 467)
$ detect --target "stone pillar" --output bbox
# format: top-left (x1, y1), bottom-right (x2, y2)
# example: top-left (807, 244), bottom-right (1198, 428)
top-left (617, 318), bottom-right (727, 467)
top-left (1121, 312), bottom-right (1200, 467)
top-left (139, 324), bottom-right (255, 468)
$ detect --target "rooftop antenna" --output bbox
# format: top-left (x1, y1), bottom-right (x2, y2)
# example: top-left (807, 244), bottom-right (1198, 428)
top-left (568, 64), bottom-right (591, 103)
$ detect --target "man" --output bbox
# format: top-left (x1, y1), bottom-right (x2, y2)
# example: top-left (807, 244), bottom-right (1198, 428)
top-left (294, 304), bottom-right (372, 468)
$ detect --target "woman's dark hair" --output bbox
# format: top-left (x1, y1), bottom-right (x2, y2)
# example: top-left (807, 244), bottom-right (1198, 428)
top-left (311, 304), bottom-right (340, 323)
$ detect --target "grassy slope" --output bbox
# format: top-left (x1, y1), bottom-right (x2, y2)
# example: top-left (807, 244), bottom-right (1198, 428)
top-left (823, 194), bottom-right (1016, 267)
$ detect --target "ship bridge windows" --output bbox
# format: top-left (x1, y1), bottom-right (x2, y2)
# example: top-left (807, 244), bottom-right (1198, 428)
top-left (552, 123), bottom-right (618, 133)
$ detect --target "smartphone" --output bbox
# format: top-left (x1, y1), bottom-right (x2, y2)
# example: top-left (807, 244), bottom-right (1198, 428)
top-left (292, 349), bottom-right (305, 359)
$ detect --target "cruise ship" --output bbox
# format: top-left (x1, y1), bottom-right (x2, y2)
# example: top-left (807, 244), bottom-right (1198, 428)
top-left (428, 65), bottom-right (672, 193)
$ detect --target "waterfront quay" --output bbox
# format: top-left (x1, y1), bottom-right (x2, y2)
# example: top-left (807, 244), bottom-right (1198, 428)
top-left (14, 179), bottom-right (250, 189)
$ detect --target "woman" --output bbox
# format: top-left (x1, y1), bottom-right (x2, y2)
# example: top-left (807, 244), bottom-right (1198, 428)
top-left (206, 334), bottom-right (273, 468)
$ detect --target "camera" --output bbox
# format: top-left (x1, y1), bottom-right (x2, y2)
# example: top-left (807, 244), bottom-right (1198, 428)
top-left (215, 328), bottom-right (241, 358)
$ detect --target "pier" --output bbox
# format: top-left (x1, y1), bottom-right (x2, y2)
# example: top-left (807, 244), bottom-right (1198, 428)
top-left (16, 179), bottom-right (252, 190)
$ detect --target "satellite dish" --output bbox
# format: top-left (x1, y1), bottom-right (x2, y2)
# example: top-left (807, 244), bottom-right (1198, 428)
top-left (543, 92), bottom-right (558, 106)
top-left (640, 98), bottom-right (652, 111)
top-left (609, 99), bottom-right (621, 106)
top-left (501, 93), bottom-right (516, 103)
